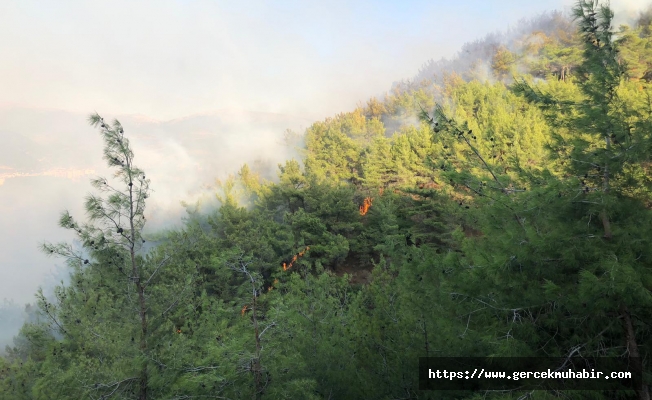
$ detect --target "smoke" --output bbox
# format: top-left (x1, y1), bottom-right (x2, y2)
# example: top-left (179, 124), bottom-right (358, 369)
top-left (0, 106), bottom-right (311, 352)
top-left (610, 0), bottom-right (652, 28)
top-left (406, 10), bottom-right (577, 90)
top-left (118, 110), bottom-right (311, 231)
top-left (0, 105), bottom-right (310, 351)
top-left (0, 300), bottom-right (29, 355)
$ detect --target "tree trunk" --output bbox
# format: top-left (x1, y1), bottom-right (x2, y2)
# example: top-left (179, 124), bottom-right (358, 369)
top-left (601, 135), bottom-right (612, 239)
top-left (600, 210), bottom-right (612, 239)
top-left (620, 303), bottom-right (649, 400)
top-left (137, 280), bottom-right (148, 400)
top-left (128, 160), bottom-right (148, 400)
top-left (251, 277), bottom-right (262, 400)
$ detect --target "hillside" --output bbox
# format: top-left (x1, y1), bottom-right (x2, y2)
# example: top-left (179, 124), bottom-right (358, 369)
top-left (2, 2), bottom-right (652, 399)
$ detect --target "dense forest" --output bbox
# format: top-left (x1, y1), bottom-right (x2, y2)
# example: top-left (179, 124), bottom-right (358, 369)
top-left (2, 1), bottom-right (652, 399)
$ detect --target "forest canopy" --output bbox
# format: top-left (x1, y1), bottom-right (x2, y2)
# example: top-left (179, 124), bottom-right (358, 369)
top-left (2, 1), bottom-right (652, 399)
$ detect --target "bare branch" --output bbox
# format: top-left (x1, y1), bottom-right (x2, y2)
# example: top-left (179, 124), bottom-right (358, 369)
top-left (143, 254), bottom-right (172, 289)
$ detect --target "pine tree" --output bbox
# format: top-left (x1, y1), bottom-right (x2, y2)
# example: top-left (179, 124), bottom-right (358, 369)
top-left (227, 255), bottom-right (270, 400)
top-left (36, 114), bottom-right (197, 399)
top-left (421, 2), bottom-right (651, 398)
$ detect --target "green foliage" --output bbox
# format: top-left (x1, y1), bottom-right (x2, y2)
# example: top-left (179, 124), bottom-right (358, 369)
top-left (9, 3), bottom-right (652, 399)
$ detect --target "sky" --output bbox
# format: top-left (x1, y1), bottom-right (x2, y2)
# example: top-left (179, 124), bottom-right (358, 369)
top-left (0, 0), bottom-right (581, 121)
top-left (0, 0), bottom-right (650, 345)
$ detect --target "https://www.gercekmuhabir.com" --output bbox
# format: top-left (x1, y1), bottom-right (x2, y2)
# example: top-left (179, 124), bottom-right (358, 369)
top-left (419, 357), bottom-right (644, 391)
top-left (428, 368), bottom-right (632, 381)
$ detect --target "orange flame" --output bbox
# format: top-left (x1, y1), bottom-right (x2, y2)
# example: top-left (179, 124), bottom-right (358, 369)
top-left (177, 329), bottom-right (182, 334)
top-left (283, 246), bottom-right (310, 271)
top-left (241, 304), bottom-right (249, 316)
top-left (359, 197), bottom-right (373, 215)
